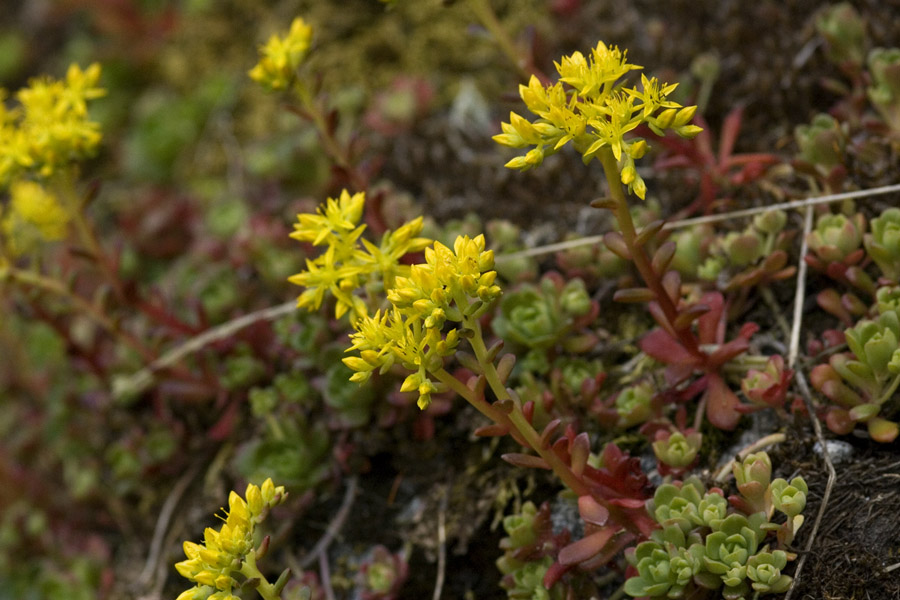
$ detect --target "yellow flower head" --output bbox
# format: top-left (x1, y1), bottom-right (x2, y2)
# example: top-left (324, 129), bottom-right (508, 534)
top-left (249, 17), bottom-right (313, 91)
top-left (289, 190), bottom-right (432, 321)
top-left (343, 234), bottom-right (499, 410)
top-left (175, 479), bottom-right (286, 600)
top-left (0, 63), bottom-right (104, 186)
top-left (494, 41), bottom-right (700, 199)
top-left (1, 179), bottom-right (70, 256)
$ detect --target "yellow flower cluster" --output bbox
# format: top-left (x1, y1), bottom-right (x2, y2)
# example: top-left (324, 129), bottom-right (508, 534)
top-left (175, 479), bottom-right (286, 600)
top-left (1, 180), bottom-right (70, 257)
top-left (249, 17), bottom-right (314, 91)
top-left (0, 63), bottom-right (105, 186)
top-left (493, 41), bottom-right (701, 199)
top-left (288, 190), bottom-right (431, 321)
top-left (343, 235), bottom-right (502, 409)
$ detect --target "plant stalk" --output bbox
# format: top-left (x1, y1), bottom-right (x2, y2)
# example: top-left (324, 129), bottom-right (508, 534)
top-left (597, 147), bottom-right (703, 359)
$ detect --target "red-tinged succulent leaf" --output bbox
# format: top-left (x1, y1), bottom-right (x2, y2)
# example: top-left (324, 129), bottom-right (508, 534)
top-left (841, 292), bottom-right (868, 316)
top-left (641, 328), bottom-right (696, 366)
top-left (868, 418), bottom-right (899, 443)
top-left (845, 265), bottom-right (875, 295)
top-left (539, 419), bottom-right (561, 448)
top-left (817, 288), bottom-right (853, 325)
top-left (697, 292), bottom-right (725, 344)
top-left (570, 433), bottom-right (591, 476)
top-left (762, 250), bottom-right (788, 271)
top-left (771, 267), bottom-right (797, 281)
top-left (738, 322), bottom-right (760, 340)
top-left (664, 363), bottom-right (695, 386)
top-left (590, 197), bottom-right (618, 210)
top-left (804, 253), bottom-right (825, 272)
top-left (603, 231), bottom-right (631, 260)
top-left (522, 400), bottom-right (535, 423)
top-left (704, 374), bottom-right (742, 430)
top-left (496, 353), bottom-right (516, 384)
top-left (844, 247), bottom-right (865, 266)
top-left (636, 220), bottom-right (666, 246)
top-left (614, 287), bottom-right (656, 303)
top-left (608, 498), bottom-right (647, 509)
top-left (708, 335), bottom-right (751, 368)
top-left (673, 303), bottom-right (711, 330)
top-left (473, 424), bottom-right (509, 437)
top-left (578, 495), bottom-right (610, 526)
top-left (662, 270), bottom-right (682, 304)
top-left (468, 373), bottom-right (487, 396)
top-left (825, 407), bottom-right (855, 435)
top-left (824, 260), bottom-right (849, 281)
top-left (542, 561), bottom-right (570, 589)
top-left (579, 531), bottom-right (638, 571)
top-left (551, 437), bottom-right (569, 459)
top-left (648, 301), bottom-right (678, 338)
top-left (718, 106), bottom-right (743, 163)
top-left (810, 363), bottom-right (839, 389)
top-left (652, 241), bottom-right (677, 274)
top-left (502, 453), bottom-right (551, 470)
top-left (558, 528), bottom-right (617, 566)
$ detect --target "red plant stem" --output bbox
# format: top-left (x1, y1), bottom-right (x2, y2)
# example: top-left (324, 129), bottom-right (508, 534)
top-left (9, 267), bottom-right (155, 362)
top-left (598, 147), bottom-right (703, 359)
top-left (434, 320), bottom-right (590, 497)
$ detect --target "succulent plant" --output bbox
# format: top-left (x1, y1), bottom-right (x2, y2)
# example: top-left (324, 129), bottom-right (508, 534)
top-left (624, 527), bottom-right (705, 599)
top-left (865, 207), bottom-right (900, 281)
top-left (770, 477), bottom-right (808, 519)
top-left (868, 47), bottom-right (900, 133)
top-left (795, 114), bottom-right (845, 170)
top-left (741, 355), bottom-right (793, 410)
top-left (816, 2), bottom-right (867, 68)
top-left (747, 550), bottom-right (792, 595)
top-left (647, 478), bottom-right (705, 534)
top-left (731, 452), bottom-right (772, 515)
top-left (491, 275), bottom-right (593, 351)
top-left (613, 381), bottom-right (655, 429)
top-left (652, 429), bottom-right (702, 474)
top-left (806, 213), bottom-right (866, 265)
top-left (703, 513), bottom-right (763, 598)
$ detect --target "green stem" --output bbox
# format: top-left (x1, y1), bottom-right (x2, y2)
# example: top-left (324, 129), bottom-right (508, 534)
top-left (597, 147), bottom-right (703, 358)
top-left (876, 373), bottom-right (900, 405)
top-left (266, 414), bottom-right (286, 441)
top-left (293, 83), bottom-right (365, 191)
top-left (240, 550), bottom-right (280, 600)
top-left (53, 172), bottom-right (126, 301)
top-left (463, 317), bottom-right (590, 496)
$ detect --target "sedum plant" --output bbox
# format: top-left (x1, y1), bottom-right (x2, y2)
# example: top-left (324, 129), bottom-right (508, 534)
top-left (175, 479), bottom-right (290, 600)
top-left (626, 452), bottom-right (806, 599)
top-left (811, 304), bottom-right (900, 442)
top-left (494, 37), bottom-right (766, 434)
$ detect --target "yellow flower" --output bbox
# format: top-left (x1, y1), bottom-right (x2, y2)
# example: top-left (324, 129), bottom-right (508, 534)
top-left (343, 234), bottom-right (497, 409)
top-left (1, 179), bottom-right (71, 256)
top-left (174, 479), bottom-right (286, 598)
top-left (0, 64), bottom-right (104, 186)
top-left (494, 41), bottom-right (700, 199)
top-left (16, 63), bottom-right (105, 178)
top-left (249, 17), bottom-right (313, 91)
top-left (289, 190), bottom-right (433, 321)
